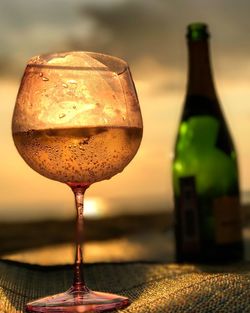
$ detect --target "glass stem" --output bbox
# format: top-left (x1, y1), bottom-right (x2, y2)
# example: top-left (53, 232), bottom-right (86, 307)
top-left (70, 183), bottom-right (89, 292)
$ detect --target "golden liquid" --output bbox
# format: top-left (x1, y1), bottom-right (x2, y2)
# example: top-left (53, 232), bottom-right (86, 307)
top-left (13, 126), bottom-right (142, 184)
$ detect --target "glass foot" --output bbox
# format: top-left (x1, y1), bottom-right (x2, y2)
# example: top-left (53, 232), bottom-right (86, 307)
top-left (26, 286), bottom-right (130, 312)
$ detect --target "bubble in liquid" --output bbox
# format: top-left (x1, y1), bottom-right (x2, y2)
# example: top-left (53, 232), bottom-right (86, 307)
top-left (42, 77), bottom-right (49, 81)
top-left (62, 83), bottom-right (68, 88)
top-left (39, 72), bottom-right (43, 77)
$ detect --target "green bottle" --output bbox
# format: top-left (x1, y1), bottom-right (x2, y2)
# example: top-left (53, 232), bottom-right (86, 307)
top-left (172, 23), bottom-right (244, 263)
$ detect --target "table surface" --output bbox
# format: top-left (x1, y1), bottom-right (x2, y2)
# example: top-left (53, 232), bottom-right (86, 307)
top-left (1, 217), bottom-right (250, 312)
top-left (1, 259), bottom-right (250, 313)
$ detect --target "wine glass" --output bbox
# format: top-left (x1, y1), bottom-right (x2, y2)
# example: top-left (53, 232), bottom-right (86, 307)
top-left (12, 51), bottom-right (143, 312)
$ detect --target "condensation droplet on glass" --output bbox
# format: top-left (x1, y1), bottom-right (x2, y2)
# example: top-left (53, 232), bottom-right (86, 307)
top-left (62, 83), bottom-right (68, 88)
top-left (80, 138), bottom-right (89, 145)
top-left (42, 77), bottom-right (49, 81)
top-left (59, 113), bottom-right (66, 119)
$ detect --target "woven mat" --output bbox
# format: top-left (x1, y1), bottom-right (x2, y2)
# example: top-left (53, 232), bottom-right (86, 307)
top-left (1, 260), bottom-right (250, 313)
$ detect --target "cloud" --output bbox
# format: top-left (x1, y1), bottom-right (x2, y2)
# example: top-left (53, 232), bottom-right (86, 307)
top-left (1, 0), bottom-right (250, 80)
top-left (75, 0), bottom-right (185, 70)
top-left (0, 0), bottom-right (95, 77)
top-left (79, 1), bottom-right (250, 70)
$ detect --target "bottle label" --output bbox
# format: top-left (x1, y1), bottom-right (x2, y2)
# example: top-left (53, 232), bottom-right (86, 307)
top-left (213, 196), bottom-right (242, 244)
top-left (178, 176), bottom-right (200, 254)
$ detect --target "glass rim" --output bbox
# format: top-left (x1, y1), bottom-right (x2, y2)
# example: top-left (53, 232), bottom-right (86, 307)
top-left (26, 51), bottom-right (129, 75)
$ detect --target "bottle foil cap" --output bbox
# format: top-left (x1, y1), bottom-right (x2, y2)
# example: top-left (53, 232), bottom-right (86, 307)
top-left (187, 23), bottom-right (210, 40)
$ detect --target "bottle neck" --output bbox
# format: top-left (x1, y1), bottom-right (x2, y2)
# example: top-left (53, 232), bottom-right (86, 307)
top-left (187, 39), bottom-right (217, 99)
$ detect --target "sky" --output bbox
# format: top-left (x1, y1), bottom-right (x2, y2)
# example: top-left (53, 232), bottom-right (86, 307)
top-left (1, 0), bottom-right (250, 220)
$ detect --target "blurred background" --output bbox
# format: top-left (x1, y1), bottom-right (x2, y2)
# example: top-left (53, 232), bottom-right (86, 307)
top-left (1, 0), bottom-right (250, 263)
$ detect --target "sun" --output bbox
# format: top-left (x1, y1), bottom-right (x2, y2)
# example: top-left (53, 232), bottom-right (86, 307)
top-left (84, 198), bottom-right (107, 218)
